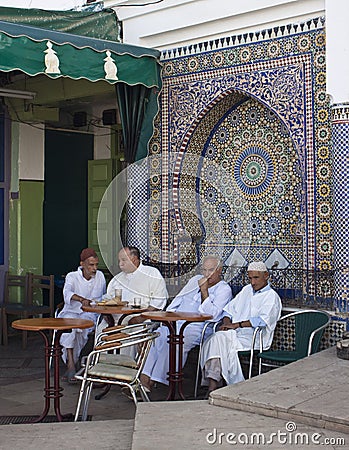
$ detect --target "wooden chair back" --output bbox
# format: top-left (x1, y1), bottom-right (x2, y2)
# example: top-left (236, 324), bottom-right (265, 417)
top-left (27, 273), bottom-right (55, 317)
top-left (4, 272), bottom-right (29, 305)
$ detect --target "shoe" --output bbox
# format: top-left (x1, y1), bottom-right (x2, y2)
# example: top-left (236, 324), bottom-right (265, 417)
top-left (92, 382), bottom-right (105, 389)
top-left (121, 386), bottom-right (139, 401)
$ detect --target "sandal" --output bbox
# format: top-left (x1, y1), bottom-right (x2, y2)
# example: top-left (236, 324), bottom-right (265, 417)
top-left (61, 371), bottom-right (69, 382)
top-left (61, 370), bottom-right (77, 384)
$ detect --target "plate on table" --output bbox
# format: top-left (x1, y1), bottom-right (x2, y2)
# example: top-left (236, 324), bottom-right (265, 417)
top-left (98, 300), bottom-right (128, 306)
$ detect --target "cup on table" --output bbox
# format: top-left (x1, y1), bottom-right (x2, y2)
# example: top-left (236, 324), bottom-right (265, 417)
top-left (114, 289), bottom-right (122, 301)
top-left (132, 297), bottom-right (142, 309)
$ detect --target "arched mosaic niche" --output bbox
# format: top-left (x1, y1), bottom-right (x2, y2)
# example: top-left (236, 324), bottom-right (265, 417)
top-left (173, 92), bottom-right (303, 267)
top-left (147, 24), bottom-right (332, 273)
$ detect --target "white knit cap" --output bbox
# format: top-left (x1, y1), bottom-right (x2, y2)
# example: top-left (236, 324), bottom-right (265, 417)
top-left (247, 261), bottom-right (268, 272)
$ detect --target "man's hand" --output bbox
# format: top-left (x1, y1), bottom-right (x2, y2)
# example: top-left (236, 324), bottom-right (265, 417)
top-left (104, 314), bottom-right (115, 328)
top-left (81, 299), bottom-right (91, 307)
top-left (219, 316), bottom-right (239, 331)
top-left (129, 315), bottom-right (145, 325)
top-left (219, 322), bottom-right (239, 331)
top-left (198, 277), bottom-right (209, 301)
top-left (198, 276), bottom-right (209, 290)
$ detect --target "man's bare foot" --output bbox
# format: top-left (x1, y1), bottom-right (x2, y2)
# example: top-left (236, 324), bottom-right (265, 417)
top-left (66, 348), bottom-right (76, 373)
top-left (208, 377), bottom-right (218, 392)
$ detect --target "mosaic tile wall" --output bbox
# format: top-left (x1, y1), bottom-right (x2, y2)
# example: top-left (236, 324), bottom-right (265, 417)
top-left (145, 18), bottom-right (333, 280)
top-left (332, 104), bottom-right (349, 313)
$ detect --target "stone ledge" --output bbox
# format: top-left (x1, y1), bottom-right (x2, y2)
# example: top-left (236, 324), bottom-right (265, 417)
top-left (209, 347), bottom-right (349, 434)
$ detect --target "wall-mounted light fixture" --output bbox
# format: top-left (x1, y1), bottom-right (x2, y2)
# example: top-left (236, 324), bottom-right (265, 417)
top-left (0, 88), bottom-right (37, 100)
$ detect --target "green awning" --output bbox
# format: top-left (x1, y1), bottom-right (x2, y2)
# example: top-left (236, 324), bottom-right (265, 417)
top-left (0, 5), bottom-right (121, 41)
top-left (0, 20), bottom-right (161, 88)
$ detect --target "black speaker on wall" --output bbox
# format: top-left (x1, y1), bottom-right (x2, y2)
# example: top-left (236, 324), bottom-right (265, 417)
top-left (102, 109), bottom-right (117, 125)
top-left (73, 111), bottom-right (87, 127)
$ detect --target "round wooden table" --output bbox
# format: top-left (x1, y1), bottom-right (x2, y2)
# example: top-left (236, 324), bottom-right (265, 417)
top-left (82, 303), bottom-right (148, 326)
top-left (82, 304), bottom-right (150, 401)
top-left (12, 317), bottom-right (94, 422)
top-left (140, 311), bottom-right (213, 400)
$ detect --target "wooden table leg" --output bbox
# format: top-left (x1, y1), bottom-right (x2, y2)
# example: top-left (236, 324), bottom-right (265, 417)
top-left (163, 321), bottom-right (177, 400)
top-left (52, 330), bottom-right (72, 421)
top-left (163, 321), bottom-right (192, 401)
top-left (177, 321), bottom-right (191, 400)
top-left (31, 330), bottom-right (52, 422)
top-left (31, 329), bottom-right (72, 423)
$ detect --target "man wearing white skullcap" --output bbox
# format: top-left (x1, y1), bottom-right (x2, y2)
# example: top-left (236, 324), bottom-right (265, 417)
top-left (200, 261), bottom-right (281, 394)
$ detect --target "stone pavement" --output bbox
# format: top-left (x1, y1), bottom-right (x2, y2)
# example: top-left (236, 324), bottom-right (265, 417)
top-left (1, 333), bottom-right (349, 449)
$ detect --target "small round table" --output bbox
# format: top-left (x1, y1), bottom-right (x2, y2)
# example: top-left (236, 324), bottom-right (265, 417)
top-left (140, 311), bottom-right (212, 400)
top-left (82, 304), bottom-right (148, 326)
top-left (12, 317), bottom-right (94, 422)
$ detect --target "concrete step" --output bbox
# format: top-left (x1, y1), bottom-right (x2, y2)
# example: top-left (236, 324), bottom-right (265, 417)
top-left (209, 346), bottom-right (349, 434)
top-left (0, 419), bottom-right (134, 450)
top-left (132, 401), bottom-right (349, 449)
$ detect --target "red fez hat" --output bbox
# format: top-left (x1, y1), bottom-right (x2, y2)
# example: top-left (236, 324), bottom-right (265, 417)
top-left (80, 248), bottom-right (98, 262)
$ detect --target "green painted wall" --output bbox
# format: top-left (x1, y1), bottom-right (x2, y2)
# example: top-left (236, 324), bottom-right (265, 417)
top-left (9, 180), bottom-right (44, 274)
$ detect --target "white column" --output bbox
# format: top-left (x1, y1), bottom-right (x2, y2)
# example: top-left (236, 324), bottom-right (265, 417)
top-left (326, 0), bottom-right (349, 104)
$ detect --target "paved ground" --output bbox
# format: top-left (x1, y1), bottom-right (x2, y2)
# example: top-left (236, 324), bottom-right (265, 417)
top-left (1, 330), bottom-right (349, 449)
top-left (0, 330), bottom-right (204, 450)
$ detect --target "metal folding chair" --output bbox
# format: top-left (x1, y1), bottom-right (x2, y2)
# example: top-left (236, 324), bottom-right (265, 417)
top-left (193, 320), bottom-right (219, 398)
top-left (237, 325), bottom-right (265, 379)
top-left (74, 331), bottom-right (159, 421)
top-left (194, 323), bottom-right (265, 397)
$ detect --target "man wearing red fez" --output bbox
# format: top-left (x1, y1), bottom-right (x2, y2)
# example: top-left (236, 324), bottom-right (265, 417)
top-left (58, 248), bottom-right (106, 383)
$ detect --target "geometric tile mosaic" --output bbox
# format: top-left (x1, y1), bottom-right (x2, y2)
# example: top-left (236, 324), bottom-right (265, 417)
top-left (271, 316), bottom-right (345, 352)
top-left (332, 105), bottom-right (349, 312)
top-left (143, 17), bottom-right (334, 308)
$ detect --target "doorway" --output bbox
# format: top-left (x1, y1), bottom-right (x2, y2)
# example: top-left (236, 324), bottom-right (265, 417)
top-left (43, 129), bottom-right (93, 282)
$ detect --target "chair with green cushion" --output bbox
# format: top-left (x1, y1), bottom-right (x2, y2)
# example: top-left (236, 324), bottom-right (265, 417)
top-left (74, 330), bottom-right (159, 421)
top-left (257, 309), bottom-right (331, 374)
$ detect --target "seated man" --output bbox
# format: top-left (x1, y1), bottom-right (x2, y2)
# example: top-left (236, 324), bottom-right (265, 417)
top-left (140, 255), bottom-right (232, 392)
top-left (100, 246), bottom-right (168, 329)
top-left (58, 248), bottom-right (106, 383)
top-left (200, 261), bottom-right (282, 393)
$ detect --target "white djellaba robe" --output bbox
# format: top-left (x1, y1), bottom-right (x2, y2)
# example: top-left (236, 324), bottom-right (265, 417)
top-left (142, 276), bottom-right (232, 386)
top-left (58, 267), bottom-right (106, 363)
top-left (96, 262), bottom-right (168, 358)
top-left (200, 283), bottom-right (282, 385)
top-left (97, 262), bottom-right (168, 330)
